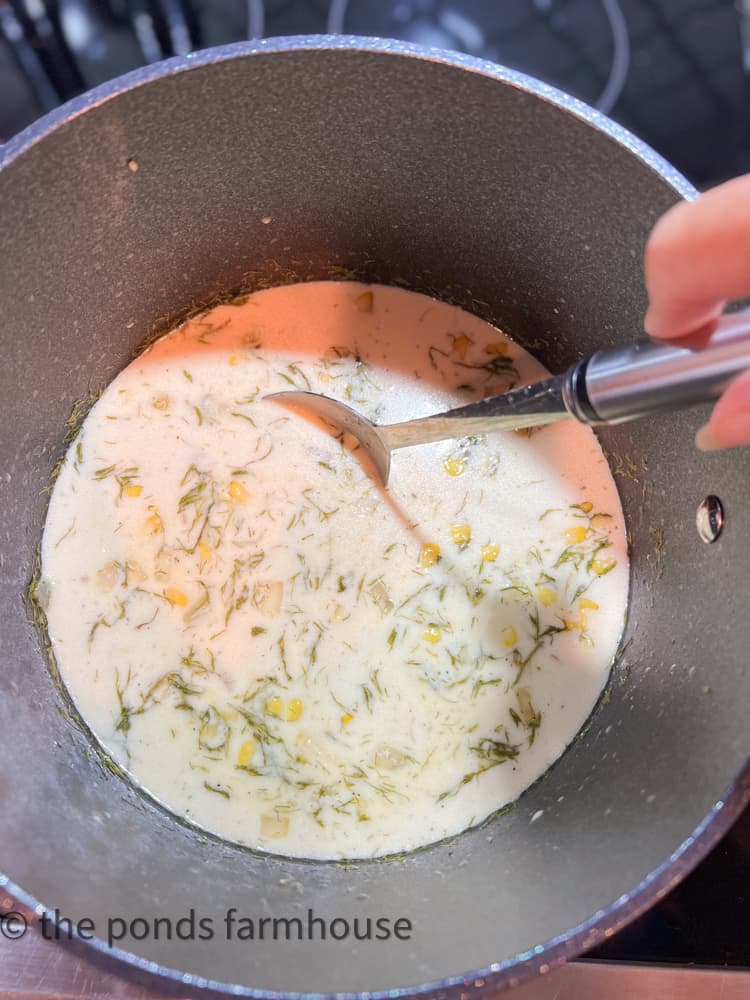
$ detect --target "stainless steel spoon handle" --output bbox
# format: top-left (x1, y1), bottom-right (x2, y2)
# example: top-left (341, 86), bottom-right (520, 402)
top-left (267, 312), bottom-right (750, 486)
top-left (568, 312), bottom-right (750, 424)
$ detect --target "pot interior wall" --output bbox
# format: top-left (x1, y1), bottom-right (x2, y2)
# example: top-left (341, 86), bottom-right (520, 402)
top-left (0, 44), bottom-right (748, 996)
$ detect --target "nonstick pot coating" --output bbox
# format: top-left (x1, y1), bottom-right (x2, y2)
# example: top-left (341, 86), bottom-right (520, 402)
top-left (0, 37), bottom-right (748, 998)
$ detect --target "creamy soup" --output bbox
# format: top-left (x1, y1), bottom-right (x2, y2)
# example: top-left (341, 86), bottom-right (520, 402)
top-left (40, 282), bottom-right (628, 859)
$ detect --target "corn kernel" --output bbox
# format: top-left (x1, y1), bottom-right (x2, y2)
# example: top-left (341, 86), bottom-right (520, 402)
top-left (142, 510), bottom-right (162, 536)
top-left (485, 341), bottom-right (508, 355)
top-left (590, 513), bottom-right (611, 533)
top-left (452, 334), bottom-right (471, 359)
top-left (423, 624), bottom-right (442, 643)
top-left (579, 597), bottom-right (599, 611)
top-left (237, 739), bottom-right (257, 767)
top-left (420, 542), bottom-right (441, 567)
top-left (565, 525), bottom-right (588, 545)
top-left (502, 625), bottom-right (518, 647)
top-left (227, 480), bottom-right (249, 503)
top-left (286, 698), bottom-right (304, 722)
top-left (450, 523), bottom-right (471, 546)
top-left (579, 501), bottom-right (594, 514)
top-left (165, 586), bottom-right (188, 606)
top-left (444, 457), bottom-right (465, 477)
top-left (355, 290), bottom-right (374, 312)
top-left (591, 557), bottom-right (616, 576)
top-left (152, 394), bottom-right (170, 410)
top-left (481, 543), bottom-right (499, 563)
top-left (565, 613), bottom-right (588, 631)
top-left (198, 540), bottom-right (212, 561)
top-left (123, 484), bottom-right (142, 498)
top-left (266, 696), bottom-right (284, 718)
top-left (341, 712), bottom-right (354, 726)
top-left (537, 585), bottom-right (557, 607)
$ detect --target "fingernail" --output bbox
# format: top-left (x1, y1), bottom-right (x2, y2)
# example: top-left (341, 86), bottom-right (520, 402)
top-left (643, 306), bottom-right (659, 338)
top-left (695, 423), bottom-right (719, 451)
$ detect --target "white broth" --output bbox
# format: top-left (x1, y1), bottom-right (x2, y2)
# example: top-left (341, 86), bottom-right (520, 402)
top-left (40, 282), bottom-right (628, 859)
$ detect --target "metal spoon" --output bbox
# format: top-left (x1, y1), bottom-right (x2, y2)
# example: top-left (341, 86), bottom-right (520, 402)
top-left (267, 313), bottom-right (750, 486)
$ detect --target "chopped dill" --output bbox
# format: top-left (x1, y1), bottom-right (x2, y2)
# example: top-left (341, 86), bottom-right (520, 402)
top-left (203, 781), bottom-right (231, 799)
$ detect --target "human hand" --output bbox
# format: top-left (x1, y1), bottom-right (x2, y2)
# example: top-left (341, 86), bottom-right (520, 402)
top-left (644, 174), bottom-right (750, 450)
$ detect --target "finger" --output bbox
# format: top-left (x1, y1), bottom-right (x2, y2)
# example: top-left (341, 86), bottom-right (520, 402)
top-left (695, 369), bottom-right (750, 450)
top-left (644, 174), bottom-right (750, 341)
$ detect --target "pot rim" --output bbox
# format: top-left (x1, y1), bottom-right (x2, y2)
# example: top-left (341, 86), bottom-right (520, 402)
top-left (2, 33), bottom-right (746, 1000)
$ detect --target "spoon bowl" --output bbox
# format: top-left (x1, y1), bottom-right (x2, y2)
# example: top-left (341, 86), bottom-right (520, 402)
top-left (265, 390), bottom-right (394, 485)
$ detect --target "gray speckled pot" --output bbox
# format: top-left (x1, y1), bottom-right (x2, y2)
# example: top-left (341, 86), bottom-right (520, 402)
top-left (0, 35), bottom-right (748, 999)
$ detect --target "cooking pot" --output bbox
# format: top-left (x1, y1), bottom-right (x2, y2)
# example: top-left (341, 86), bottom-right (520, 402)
top-left (1, 35), bottom-right (748, 998)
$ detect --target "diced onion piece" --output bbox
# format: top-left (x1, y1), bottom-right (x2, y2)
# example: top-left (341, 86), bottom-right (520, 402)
top-left (374, 745), bottom-right (407, 770)
top-left (256, 581), bottom-right (284, 616)
top-left (96, 562), bottom-right (119, 593)
top-left (266, 696), bottom-right (284, 718)
top-left (126, 560), bottom-right (147, 584)
top-left (199, 707), bottom-right (228, 750)
top-left (369, 580), bottom-right (394, 613)
top-left (260, 814), bottom-right (290, 839)
top-left (154, 548), bottom-right (178, 579)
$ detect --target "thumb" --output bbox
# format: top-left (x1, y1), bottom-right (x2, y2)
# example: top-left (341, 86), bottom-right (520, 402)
top-left (695, 369), bottom-right (750, 450)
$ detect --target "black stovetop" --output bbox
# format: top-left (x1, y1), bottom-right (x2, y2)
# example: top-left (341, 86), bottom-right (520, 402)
top-left (588, 801), bottom-right (750, 966)
top-left (2, 0), bottom-right (749, 187)
top-left (1, 0), bottom-right (748, 973)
